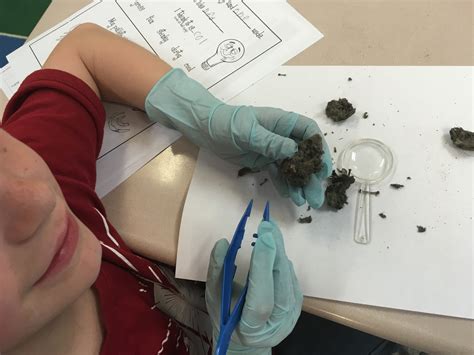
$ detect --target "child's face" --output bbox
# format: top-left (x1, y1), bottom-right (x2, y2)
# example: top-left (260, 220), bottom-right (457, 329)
top-left (0, 129), bottom-right (102, 351)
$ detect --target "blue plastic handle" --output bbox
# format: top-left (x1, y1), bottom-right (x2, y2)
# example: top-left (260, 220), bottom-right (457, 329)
top-left (219, 200), bottom-right (252, 333)
top-left (263, 201), bottom-right (270, 222)
top-left (216, 200), bottom-right (270, 355)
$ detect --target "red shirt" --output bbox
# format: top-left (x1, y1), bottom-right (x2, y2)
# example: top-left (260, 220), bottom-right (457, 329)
top-left (2, 69), bottom-right (210, 355)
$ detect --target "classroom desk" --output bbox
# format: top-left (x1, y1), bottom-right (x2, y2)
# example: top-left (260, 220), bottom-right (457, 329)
top-left (1, 1), bottom-right (472, 353)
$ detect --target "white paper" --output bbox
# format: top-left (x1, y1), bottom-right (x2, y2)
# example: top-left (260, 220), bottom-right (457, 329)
top-left (0, 64), bottom-right (20, 98)
top-left (177, 66), bottom-right (474, 319)
top-left (97, 103), bottom-right (182, 197)
top-left (7, 0), bottom-right (321, 101)
top-left (6, 0), bottom-right (322, 196)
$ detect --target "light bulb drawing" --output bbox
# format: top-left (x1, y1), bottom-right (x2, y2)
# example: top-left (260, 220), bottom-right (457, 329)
top-left (107, 111), bottom-right (130, 133)
top-left (201, 39), bottom-right (245, 70)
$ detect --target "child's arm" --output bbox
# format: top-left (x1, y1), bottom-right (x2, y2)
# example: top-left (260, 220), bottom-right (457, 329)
top-left (43, 22), bottom-right (171, 110)
top-left (44, 22), bottom-right (332, 210)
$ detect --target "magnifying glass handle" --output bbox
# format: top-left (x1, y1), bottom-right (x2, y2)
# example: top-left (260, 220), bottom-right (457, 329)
top-left (354, 183), bottom-right (371, 244)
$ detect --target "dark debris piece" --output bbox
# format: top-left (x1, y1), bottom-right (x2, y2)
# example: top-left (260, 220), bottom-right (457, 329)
top-left (278, 73), bottom-right (287, 77)
top-left (297, 216), bottom-right (312, 224)
top-left (238, 167), bottom-right (260, 177)
top-left (333, 147), bottom-right (337, 153)
top-left (417, 225), bottom-right (427, 233)
top-left (407, 176), bottom-right (412, 180)
top-left (390, 183), bottom-right (405, 189)
top-left (259, 178), bottom-right (269, 186)
top-left (359, 189), bottom-right (380, 196)
top-left (449, 127), bottom-right (474, 151)
top-left (325, 98), bottom-right (356, 122)
top-left (363, 112), bottom-right (369, 119)
top-left (379, 213), bottom-right (387, 219)
top-left (325, 169), bottom-right (356, 210)
top-left (307, 205), bottom-right (311, 211)
top-left (348, 77), bottom-right (352, 81)
top-left (279, 134), bottom-right (324, 187)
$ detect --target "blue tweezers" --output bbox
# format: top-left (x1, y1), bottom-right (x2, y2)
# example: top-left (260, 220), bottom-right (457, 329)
top-left (215, 200), bottom-right (270, 355)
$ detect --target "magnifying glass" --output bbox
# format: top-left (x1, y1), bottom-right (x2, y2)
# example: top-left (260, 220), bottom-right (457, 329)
top-left (337, 139), bottom-right (395, 244)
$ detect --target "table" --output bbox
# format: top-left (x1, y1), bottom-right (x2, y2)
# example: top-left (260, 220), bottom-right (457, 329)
top-left (1, 1), bottom-right (473, 353)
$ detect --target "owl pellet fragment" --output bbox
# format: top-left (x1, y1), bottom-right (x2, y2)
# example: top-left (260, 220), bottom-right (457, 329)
top-left (449, 127), bottom-right (474, 151)
top-left (279, 134), bottom-right (324, 187)
top-left (326, 98), bottom-right (356, 122)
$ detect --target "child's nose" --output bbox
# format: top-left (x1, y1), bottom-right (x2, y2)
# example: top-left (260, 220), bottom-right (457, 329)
top-left (0, 175), bottom-right (56, 244)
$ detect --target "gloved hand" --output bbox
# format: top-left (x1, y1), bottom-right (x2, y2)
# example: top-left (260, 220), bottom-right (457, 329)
top-left (145, 68), bottom-right (332, 208)
top-left (205, 220), bottom-right (303, 355)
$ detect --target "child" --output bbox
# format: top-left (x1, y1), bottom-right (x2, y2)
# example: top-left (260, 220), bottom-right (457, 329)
top-left (0, 23), bottom-right (331, 355)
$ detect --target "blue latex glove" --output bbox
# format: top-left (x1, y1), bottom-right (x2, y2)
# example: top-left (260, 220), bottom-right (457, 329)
top-left (145, 68), bottom-right (332, 208)
top-left (205, 220), bottom-right (303, 355)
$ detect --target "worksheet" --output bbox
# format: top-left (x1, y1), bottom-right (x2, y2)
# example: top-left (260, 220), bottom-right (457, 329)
top-left (8, 0), bottom-right (320, 100)
top-left (96, 103), bottom-right (182, 197)
top-left (5, 0), bottom-right (322, 196)
top-left (0, 64), bottom-right (20, 98)
top-left (177, 66), bottom-right (474, 319)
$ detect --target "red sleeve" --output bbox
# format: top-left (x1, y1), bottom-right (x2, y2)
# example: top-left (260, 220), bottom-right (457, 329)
top-left (1, 68), bottom-right (105, 189)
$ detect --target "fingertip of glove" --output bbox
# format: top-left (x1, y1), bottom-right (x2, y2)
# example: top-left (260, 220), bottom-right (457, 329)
top-left (257, 232), bottom-right (275, 250)
top-left (280, 139), bottom-right (298, 159)
top-left (290, 192), bottom-right (306, 207)
top-left (316, 160), bottom-right (332, 180)
top-left (304, 175), bottom-right (325, 209)
top-left (264, 137), bottom-right (297, 162)
top-left (211, 238), bottom-right (229, 262)
top-left (307, 192), bottom-right (324, 209)
top-left (257, 220), bottom-right (273, 235)
top-left (295, 197), bottom-right (306, 207)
